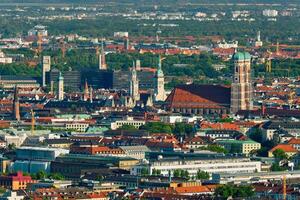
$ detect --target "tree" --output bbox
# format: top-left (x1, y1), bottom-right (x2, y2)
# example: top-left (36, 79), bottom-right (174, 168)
top-left (270, 163), bottom-right (287, 172)
top-left (248, 127), bottom-right (263, 143)
top-left (215, 184), bottom-right (254, 199)
top-left (141, 168), bottom-right (149, 176)
top-left (173, 123), bottom-right (194, 138)
top-left (118, 124), bottom-right (137, 131)
top-left (198, 145), bottom-right (228, 154)
top-left (48, 173), bottom-right (65, 180)
top-left (173, 169), bottom-right (181, 178)
top-left (196, 170), bottom-right (210, 180)
top-left (140, 122), bottom-right (173, 134)
top-left (173, 169), bottom-right (189, 180)
top-left (7, 143), bottom-right (16, 151)
top-left (152, 169), bottom-right (161, 176)
top-left (181, 170), bottom-right (189, 180)
top-left (273, 149), bottom-right (288, 160)
top-left (36, 171), bottom-right (47, 180)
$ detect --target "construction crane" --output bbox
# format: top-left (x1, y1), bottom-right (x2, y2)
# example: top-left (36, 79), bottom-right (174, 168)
top-left (283, 175), bottom-right (286, 200)
top-left (31, 109), bottom-right (35, 136)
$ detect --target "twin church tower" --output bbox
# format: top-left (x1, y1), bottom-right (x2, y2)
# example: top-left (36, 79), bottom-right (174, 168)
top-left (230, 52), bottom-right (253, 113)
top-left (129, 55), bottom-right (166, 103)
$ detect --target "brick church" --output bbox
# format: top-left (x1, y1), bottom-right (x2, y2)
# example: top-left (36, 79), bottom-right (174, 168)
top-left (165, 52), bottom-right (253, 115)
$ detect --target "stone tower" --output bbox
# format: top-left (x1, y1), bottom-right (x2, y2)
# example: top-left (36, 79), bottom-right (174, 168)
top-left (42, 56), bottom-right (51, 87)
top-left (154, 55), bottom-right (166, 101)
top-left (58, 72), bottom-right (64, 101)
top-left (255, 31), bottom-right (263, 47)
top-left (99, 40), bottom-right (107, 70)
top-left (230, 52), bottom-right (253, 113)
top-left (13, 86), bottom-right (20, 121)
top-left (129, 61), bottom-right (140, 102)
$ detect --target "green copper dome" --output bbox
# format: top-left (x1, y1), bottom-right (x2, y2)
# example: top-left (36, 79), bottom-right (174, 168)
top-left (233, 52), bottom-right (251, 61)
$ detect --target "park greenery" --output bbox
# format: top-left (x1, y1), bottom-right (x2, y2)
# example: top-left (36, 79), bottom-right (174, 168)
top-left (196, 170), bottom-right (210, 180)
top-left (140, 122), bottom-right (195, 138)
top-left (23, 171), bottom-right (65, 180)
top-left (173, 169), bottom-right (189, 179)
top-left (1, 47), bottom-right (300, 88)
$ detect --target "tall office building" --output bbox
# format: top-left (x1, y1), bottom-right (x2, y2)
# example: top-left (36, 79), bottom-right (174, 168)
top-left (230, 52), bottom-right (253, 113)
top-left (58, 72), bottom-right (64, 101)
top-left (154, 55), bottom-right (166, 101)
top-left (42, 56), bottom-right (51, 87)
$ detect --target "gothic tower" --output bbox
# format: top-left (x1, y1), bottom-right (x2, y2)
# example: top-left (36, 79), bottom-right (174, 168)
top-left (154, 55), bottom-right (166, 101)
top-left (83, 79), bottom-right (89, 101)
top-left (129, 61), bottom-right (140, 102)
top-left (99, 40), bottom-right (107, 70)
top-left (230, 52), bottom-right (253, 113)
top-left (58, 72), bottom-right (64, 101)
top-left (13, 86), bottom-right (20, 121)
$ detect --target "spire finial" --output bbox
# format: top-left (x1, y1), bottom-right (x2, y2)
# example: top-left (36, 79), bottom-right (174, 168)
top-left (158, 54), bottom-right (162, 70)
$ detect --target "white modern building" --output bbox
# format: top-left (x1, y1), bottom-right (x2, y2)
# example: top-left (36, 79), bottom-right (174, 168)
top-left (131, 156), bottom-right (261, 177)
top-left (263, 9), bottom-right (278, 17)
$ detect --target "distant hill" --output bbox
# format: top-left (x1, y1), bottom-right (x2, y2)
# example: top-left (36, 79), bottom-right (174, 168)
top-left (0, 0), bottom-right (299, 4)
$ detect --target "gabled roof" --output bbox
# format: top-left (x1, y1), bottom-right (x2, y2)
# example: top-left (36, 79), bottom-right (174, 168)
top-left (269, 144), bottom-right (298, 153)
top-left (288, 138), bottom-right (300, 145)
top-left (174, 185), bottom-right (212, 194)
top-left (165, 84), bottom-right (231, 109)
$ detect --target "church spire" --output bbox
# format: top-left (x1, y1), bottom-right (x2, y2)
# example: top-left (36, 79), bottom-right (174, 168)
top-left (58, 72), bottom-right (64, 101)
top-left (84, 79), bottom-right (89, 101)
top-left (154, 55), bottom-right (166, 101)
top-left (129, 60), bottom-right (139, 102)
top-left (99, 39), bottom-right (107, 70)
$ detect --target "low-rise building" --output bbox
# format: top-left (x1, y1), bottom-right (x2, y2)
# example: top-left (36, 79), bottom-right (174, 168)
top-left (0, 172), bottom-right (35, 190)
top-left (217, 140), bottom-right (261, 155)
top-left (131, 152), bottom-right (261, 177)
top-left (268, 144), bottom-right (298, 158)
top-left (110, 116), bottom-right (145, 130)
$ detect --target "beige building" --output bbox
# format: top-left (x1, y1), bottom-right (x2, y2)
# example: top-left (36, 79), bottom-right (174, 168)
top-left (110, 116), bottom-right (145, 130)
top-left (217, 140), bottom-right (261, 155)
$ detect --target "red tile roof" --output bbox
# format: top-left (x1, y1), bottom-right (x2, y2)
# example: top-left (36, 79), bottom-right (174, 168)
top-left (165, 84), bottom-right (231, 109)
top-left (200, 121), bottom-right (240, 130)
top-left (269, 144), bottom-right (298, 153)
top-left (288, 138), bottom-right (300, 145)
top-left (174, 185), bottom-right (211, 194)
